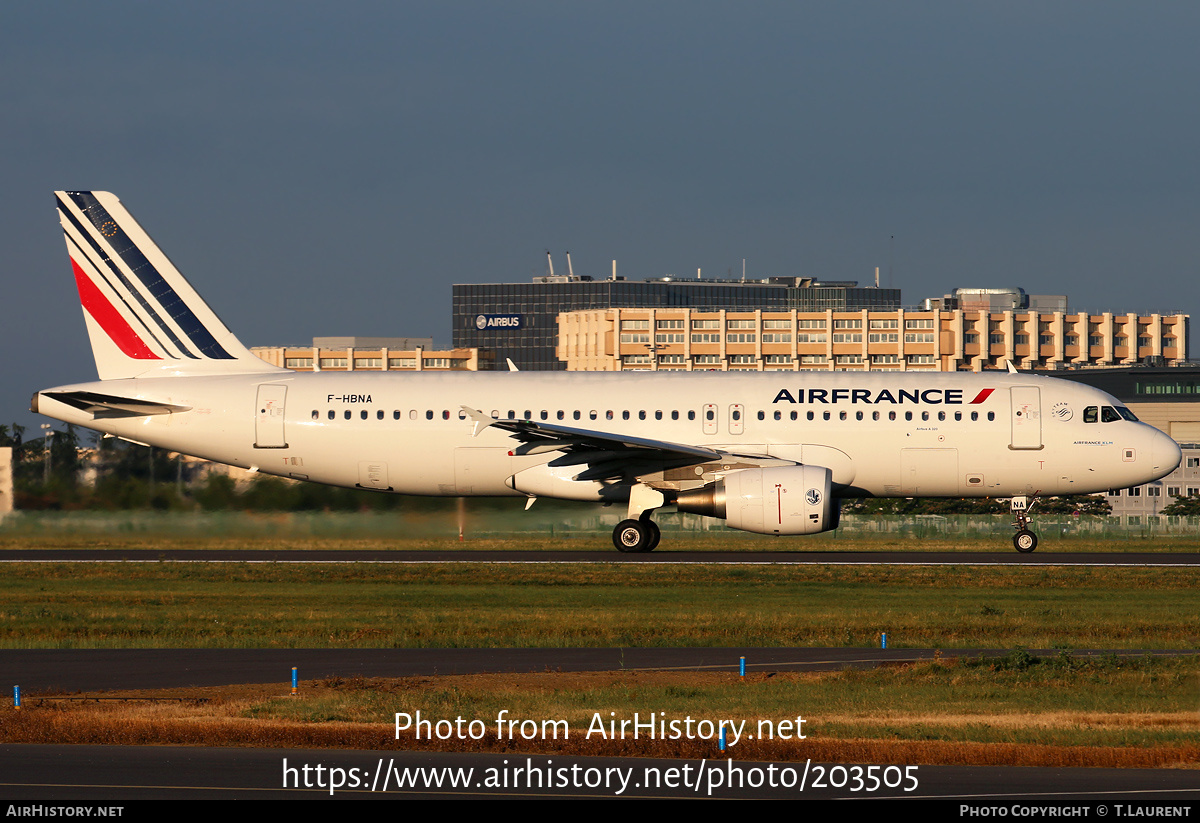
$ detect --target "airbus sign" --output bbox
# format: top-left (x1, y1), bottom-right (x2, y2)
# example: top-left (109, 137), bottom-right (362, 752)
top-left (475, 314), bottom-right (523, 330)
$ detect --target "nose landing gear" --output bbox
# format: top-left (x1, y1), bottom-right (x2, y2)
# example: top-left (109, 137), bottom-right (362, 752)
top-left (1010, 494), bottom-right (1040, 553)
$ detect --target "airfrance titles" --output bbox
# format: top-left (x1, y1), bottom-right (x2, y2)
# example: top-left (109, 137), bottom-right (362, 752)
top-left (772, 387), bottom-right (994, 406)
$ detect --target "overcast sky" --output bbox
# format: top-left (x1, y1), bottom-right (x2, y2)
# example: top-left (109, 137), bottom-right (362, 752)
top-left (3, 2), bottom-right (1198, 431)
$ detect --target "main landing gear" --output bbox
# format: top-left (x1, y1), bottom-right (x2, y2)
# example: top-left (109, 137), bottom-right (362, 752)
top-left (613, 515), bottom-right (661, 553)
top-left (613, 485), bottom-right (665, 553)
top-left (1010, 494), bottom-right (1040, 553)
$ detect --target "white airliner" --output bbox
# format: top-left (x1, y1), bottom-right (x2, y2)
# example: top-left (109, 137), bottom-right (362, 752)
top-left (33, 191), bottom-right (1182, 553)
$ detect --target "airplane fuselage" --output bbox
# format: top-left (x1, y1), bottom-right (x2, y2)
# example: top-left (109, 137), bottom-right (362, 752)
top-left (36, 369), bottom-right (1179, 502)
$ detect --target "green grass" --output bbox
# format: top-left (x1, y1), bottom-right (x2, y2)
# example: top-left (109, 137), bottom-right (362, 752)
top-left (2, 562), bottom-right (1198, 649)
top-left (5, 511), bottom-right (1200, 553)
top-left (242, 654), bottom-right (1200, 751)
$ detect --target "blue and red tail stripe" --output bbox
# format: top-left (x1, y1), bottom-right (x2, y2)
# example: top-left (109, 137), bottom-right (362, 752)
top-left (58, 191), bottom-right (234, 360)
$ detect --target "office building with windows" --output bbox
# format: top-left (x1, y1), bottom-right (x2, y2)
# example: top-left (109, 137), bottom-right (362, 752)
top-left (453, 275), bottom-right (901, 370)
top-left (557, 307), bottom-right (1188, 373)
top-left (252, 337), bottom-right (490, 372)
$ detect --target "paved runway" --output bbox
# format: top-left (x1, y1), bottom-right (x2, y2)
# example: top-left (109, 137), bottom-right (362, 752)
top-left (4, 647), bottom-right (1196, 692)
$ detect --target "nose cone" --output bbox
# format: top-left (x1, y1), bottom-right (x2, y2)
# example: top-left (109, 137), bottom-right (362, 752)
top-left (1148, 428), bottom-right (1182, 481)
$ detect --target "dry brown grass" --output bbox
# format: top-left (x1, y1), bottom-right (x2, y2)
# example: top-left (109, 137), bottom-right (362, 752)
top-left (4, 671), bottom-right (1198, 770)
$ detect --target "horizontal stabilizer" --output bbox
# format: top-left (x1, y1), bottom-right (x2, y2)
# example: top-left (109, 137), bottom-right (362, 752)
top-left (40, 390), bottom-right (191, 419)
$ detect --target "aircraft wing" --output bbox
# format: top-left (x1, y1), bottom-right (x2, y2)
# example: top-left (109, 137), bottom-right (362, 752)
top-left (461, 406), bottom-right (723, 481)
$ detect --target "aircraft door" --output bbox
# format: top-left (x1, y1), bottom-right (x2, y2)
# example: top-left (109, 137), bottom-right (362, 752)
top-left (1010, 387), bottom-right (1042, 450)
top-left (254, 384), bottom-right (288, 449)
top-left (702, 404), bottom-right (718, 435)
top-left (729, 404), bottom-right (745, 435)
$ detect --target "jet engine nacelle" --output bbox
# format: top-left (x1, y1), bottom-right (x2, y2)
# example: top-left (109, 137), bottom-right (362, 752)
top-left (676, 465), bottom-right (838, 535)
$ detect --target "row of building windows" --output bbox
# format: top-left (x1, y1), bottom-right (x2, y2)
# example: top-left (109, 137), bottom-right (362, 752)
top-left (1109, 486), bottom-right (1200, 498)
top-left (623, 317), bottom-right (942, 332)
top-left (626, 331), bottom-right (962, 346)
top-left (284, 357), bottom-right (466, 370)
top-left (623, 354), bottom-right (939, 366)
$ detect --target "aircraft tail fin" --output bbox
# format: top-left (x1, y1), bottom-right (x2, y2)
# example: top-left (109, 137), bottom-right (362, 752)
top-left (55, 191), bottom-right (285, 380)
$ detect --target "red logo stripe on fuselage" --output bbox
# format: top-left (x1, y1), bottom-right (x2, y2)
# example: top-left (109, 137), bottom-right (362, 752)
top-left (969, 388), bottom-right (994, 404)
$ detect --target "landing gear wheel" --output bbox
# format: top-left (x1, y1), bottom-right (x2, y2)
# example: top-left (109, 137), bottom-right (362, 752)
top-left (1013, 529), bottom-right (1038, 553)
top-left (643, 519), bottom-right (661, 552)
top-left (614, 519), bottom-right (653, 553)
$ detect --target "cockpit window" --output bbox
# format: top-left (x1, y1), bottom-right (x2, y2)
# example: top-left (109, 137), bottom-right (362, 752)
top-left (1084, 406), bottom-right (1097, 423)
top-left (1101, 406), bottom-right (1121, 423)
top-left (1116, 406), bottom-right (1139, 422)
